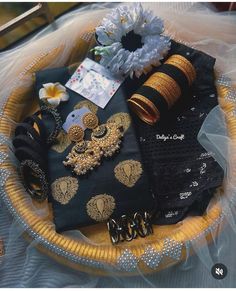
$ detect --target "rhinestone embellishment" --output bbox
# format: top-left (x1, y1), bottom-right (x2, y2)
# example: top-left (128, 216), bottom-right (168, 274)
top-left (0, 168), bottom-right (10, 187)
top-left (225, 89), bottom-right (236, 103)
top-left (217, 75), bottom-right (231, 87)
top-left (163, 238), bottom-right (183, 260)
top-left (0, 152), bottom-right (7, 164)
top-left (140, 246), bottom-right (162, 269)
top-left (117, 249), bottom-right (139, 271)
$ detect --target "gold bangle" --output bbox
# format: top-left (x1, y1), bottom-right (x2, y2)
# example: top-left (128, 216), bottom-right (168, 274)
top-left (167, 54), bottom-right (196, 73)
top-left (128, 99), bottom-right (157, 125)
top-left (128, 94), bottom-right (160, 125)
top-left (128, 99), bottom-right (159, 125)
top-left (165, 55), bottom-right (196, 76)
top-left (131, 94), bottom-right (160, 117)
top-left (144, 72), bottom-right (181, 107)
top-left (145, 72), bottom-right (181, 96)
top-left (165, 59), bottom-right (195, 84)
top-left (155, 73), bottom-right (182, 102)
top-left (165, 54), bottom-right (196, 84)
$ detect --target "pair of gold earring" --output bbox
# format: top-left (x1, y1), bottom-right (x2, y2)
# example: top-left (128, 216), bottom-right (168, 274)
top-left (63, 112), bottom-right (124, 175)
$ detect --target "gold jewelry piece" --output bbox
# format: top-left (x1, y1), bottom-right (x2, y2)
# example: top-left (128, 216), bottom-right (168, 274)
top-left (82, 112), bottom-right (99, 129)
top-left (64, 111), bottom-right (124, 175)
top-left (91, 122), bottom-right (123, 157)
top-left (128, 95), bottom-right (160, 125)
top-left (132, 95), bottom-right (160, 118)
top-left (144, 72), bottom-right (182, 107)
top-left (63, 140), bottom-right (102, 175)
top-left (165, 59), bottom-right (195, 85)
top-left (128, 69), bottom-right (184, 125)
top-left (165, 54), bottom-right (196, 85)
top-left (68, 125), bottom-right (84, 142)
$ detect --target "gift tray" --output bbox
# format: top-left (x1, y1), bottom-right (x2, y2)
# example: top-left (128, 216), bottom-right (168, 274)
top-left (0, 11), bottom-right (236, 276)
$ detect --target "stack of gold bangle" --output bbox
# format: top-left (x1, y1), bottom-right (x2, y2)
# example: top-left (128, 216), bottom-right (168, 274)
top-left (128, 54), bottom-right (196, 125)
top-left (165, 54), bottom-right (196, 85)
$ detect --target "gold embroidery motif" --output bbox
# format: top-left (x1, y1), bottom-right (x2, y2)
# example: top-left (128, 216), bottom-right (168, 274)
top-left (51, 177), bottom-right (79, 205)
top-left (86, 194), bottom-right (115, 222)
top-left (114, 160), bottom-right (143, 187)
top-left (107, 112), bottom-right (131, 133)
top-left (51, 130), bottom-right (71, 153)
top-left (74, 100), bottom-right (98, 114)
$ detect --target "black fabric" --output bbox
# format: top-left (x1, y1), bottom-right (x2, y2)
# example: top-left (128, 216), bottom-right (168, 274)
top-left (14, 123), bottom-right (46, 148)
top-left (130, 40), bottom-right (224, 224)
top-left (91, 40), bottom-right (223, 225)
top-left (13, 135), bottom-right (46, 158)
top-left (157, 64), bottom-right (190, 92)
top-left (136, 85), bottom-right (169, 116)
top-left (36, 68), bottom-right (154, 232)
top-left (15, 147), bottom-right (47, 171)
top-left (35, 39), bottom-right (224, 230)
top-left (23, 114), bottom-right (47, 141)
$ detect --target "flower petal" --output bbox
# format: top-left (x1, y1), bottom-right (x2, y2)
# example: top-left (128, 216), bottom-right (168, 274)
top-left (43, 83), bottom-right (55, 91)
top-left (47, 97), bottom-right (61, 106)
top-left (55, 83), bottom-right (67, 93)
top-left (58, 92), bottom-right (70, 102)
top-left (39, 88), bottom-right (47, 99)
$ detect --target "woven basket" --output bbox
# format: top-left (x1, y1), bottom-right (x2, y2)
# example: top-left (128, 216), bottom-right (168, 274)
top-left (0, 43), bottom-right (234, 276)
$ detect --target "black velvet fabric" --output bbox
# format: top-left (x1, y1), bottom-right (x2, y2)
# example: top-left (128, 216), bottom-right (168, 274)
top-left (36, 68), bottom-right (154, 232)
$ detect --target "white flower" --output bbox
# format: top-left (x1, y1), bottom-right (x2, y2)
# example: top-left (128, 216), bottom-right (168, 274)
top-left (39, 82), bottom-right (69, 107)
top-left (94, 3), bottom-right (170, 78)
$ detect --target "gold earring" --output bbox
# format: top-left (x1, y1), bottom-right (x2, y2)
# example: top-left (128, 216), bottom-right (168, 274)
top-left (91, 122), bottom-right (123, 157)
top-left (82, 112), bottom-right (99, 129)
top-left (63, 140), bottom-right (102, 175)
top-left (68, 125), bottom-right (84, 142)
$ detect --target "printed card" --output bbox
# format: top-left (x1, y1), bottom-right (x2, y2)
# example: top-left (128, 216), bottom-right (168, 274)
top-left (65, 58), bottom-right (123, 109)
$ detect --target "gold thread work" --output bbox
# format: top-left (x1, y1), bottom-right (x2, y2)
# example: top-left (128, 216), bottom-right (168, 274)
top-left (86, 194), bottom-right (116, 222)
top-left (107, 112), bottom-right (131, 133)
top-left (51, 176), bottom-right (79, 205)
top-left (51, 130), bottom-right (71, 153)
top-left (114, 160), bottom-right (143, 187)
top-left (74, 100), bottom-right (98, 114)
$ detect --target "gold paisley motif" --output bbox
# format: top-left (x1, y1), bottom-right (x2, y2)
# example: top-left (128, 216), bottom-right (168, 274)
top-left (107, 112), bottom-right (131, 133)
top-left (86, 194), bottom-right (115, 222)
top-left (74, 100), bottom-right (98, 114)
top-left (51, 177), bottom-right (79, 205)
top-left (51, 130), bottom-right (71, 153)
top-left (114, 160), bottom-right (143, 187)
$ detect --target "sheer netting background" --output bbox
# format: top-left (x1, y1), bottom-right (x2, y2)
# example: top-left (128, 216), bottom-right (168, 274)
top-left (0, 2), bottom-right (236, 287)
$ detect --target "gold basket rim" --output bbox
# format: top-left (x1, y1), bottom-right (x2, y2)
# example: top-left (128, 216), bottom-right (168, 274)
top-left (0, 48), bottom-right (234, 276)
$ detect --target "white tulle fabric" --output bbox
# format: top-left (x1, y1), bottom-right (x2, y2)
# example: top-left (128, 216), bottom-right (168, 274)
top-left (0, 2), bottom-right (236, 287)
